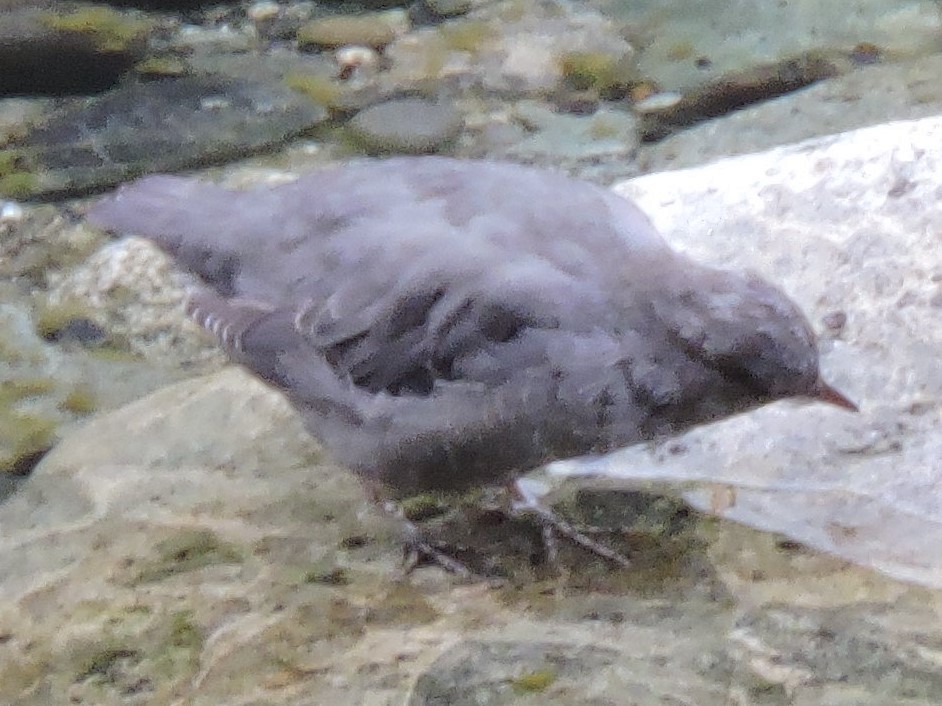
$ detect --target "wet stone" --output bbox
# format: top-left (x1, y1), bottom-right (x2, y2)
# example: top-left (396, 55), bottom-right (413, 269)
top-left (0, 75), bottom-right (328, 200)
top-left (348, 97), bottom-right (464, 154)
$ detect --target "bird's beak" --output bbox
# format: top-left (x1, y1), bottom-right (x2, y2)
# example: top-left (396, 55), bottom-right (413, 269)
top-left (813, 378), bottom-right (858, 412)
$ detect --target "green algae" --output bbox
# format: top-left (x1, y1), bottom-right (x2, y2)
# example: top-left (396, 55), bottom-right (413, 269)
top-left (440, 20), bottom-right (491, 53)
top-left (33, 300), bottom-right (98, 341)
top-left (559, 51), bottom-right (636, 97)
top-left (0, 376), bottom-right (56, 402)
top-left (131, 529), bottom-right (243, 584)
top-left (41, 5), bottom-right (152, 52)
top-left (60, 384), bottom-right (98, 415)
top-left (511, 668), bottom-right (557, 694)
top-left (0, 409), bottom-right (56, 474)
top-left (0, 171), bottom-right (40, 200)
top-left (283, 72), bottom-right (345, 111)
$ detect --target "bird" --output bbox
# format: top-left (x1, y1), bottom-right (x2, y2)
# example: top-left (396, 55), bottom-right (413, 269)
top-left (87, 156), bottom-right (856, 573)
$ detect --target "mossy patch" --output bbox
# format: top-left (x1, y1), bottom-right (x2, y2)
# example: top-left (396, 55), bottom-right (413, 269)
top-left (60, 384), bottom-right (98, 415)
top-left (0, 376), bottom-right (57, 403)
top-left (559, 51), bottom-right (637, 98)
top-left (511, 668), bottom-right (556, 694)
top-left (41, 5), bottom-right (153, 52)
top-left (131, 529), bottom-right (243, 584)
top-left (283, 72), bottom-right (345, 111)
top-left (72, 643), bottom-right (141, 683)
top-left (302, 559), bottom-right (351, 586)
top-left (366, 582), bottom-right (439, 626)
top-left (399, 491), bottom-right (451, 522)
top-left (147, 609), bottom-right (204, 681)
top-left (33, 300), bottom-right (100, 342)
top-left (0, 149), bottom-right (40, 199)
top-left (166, 610), bottom-right (202, 651)
top-left (296, 10), bottom-right (407, 50)
top-left (0, 410), bottom-right (56, 474)
top-left (0, 171), bottom-right (40, 200)
top-left (134, 55), bottom-right (189, 78)
top-left (0, 148), bottom-right (27, 176)
top-left (439, 20), bottom-right (491, 53)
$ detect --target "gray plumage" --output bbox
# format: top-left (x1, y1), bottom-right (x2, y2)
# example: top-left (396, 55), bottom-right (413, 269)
top-left (87, 157), bottom-right (850, 498)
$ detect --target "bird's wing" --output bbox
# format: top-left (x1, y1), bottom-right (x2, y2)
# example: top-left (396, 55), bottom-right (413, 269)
top-left (184, 286), bottom-right (580, 488)
top-left (185, 289), bottom-right (369, 426)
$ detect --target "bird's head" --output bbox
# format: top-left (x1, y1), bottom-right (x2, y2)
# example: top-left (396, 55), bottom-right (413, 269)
top-left (657, 267), bottom-right (856, 411)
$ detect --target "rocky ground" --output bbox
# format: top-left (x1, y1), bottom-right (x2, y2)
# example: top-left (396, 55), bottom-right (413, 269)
top-left (3, 0), bottom-right (942, 704)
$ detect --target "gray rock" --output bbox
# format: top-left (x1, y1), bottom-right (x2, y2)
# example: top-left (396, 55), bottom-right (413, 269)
top-left (0, 74), bottom-right (328, 200)
top-left (349, 97), bottom-right (463, 153)
top-left (615, 0), bottom-right (940, 93)
top-left (504, 101), bottom-right (638, 172)
top-left (478, 11), bottom-right (634, 96)
top-left (0, 5), bottom-right (150, 96)
top-left (641, 54), bottom-right (942, 172)
top-left (407, 640), bottom-right (723, 705)
top-left (297, 9), bottom-right (410, 49)
top-left (421, 0), bottom-right (474, 18)
top-left (46, 235), bottom-right (222, 366)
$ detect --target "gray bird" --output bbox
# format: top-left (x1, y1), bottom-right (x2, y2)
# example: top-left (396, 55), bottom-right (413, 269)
top-left (87, 156), bottom-right (855, 570)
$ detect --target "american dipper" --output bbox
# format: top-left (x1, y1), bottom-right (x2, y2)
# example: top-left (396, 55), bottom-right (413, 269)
top-left (87, 156), bottom-right (855, 570)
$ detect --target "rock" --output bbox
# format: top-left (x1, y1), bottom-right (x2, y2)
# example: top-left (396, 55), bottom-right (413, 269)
top-left (0, 4), bottom-right (151, 96)
top-left (348, 97), bottom-right (463, 154)
top-left (420, 0), bottom-right (475, 19)
top-left (562, 115), bottom-right (942, 589)
top-left (297, 9), bottom-right (410, 50)
top-left (637, 50), bottom-right (848, 141)
top-left (479, 11), bottom-right (634, 96)
top-left (0, 74), bottom-right (328, 200)
top-left (641, 53), bottom-right (942, 172)
top-left (502, 100), bottom-right (638, 172)
top-left (623, 0), bottom-right (942, 93)
top-left (45, 235), bottom-right (222, 366)
top-left (0, 358), bottom-right (939, 703)
top-left (0, 285), bottom-right (184, 477)
top-left (422, 0), bottom-right (473, 18)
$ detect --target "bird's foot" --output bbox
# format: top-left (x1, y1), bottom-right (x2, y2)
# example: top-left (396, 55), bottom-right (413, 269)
top-left (401, 526), bottom-right (475, 578)
top-left (509, 481), bottom-right (632, 570)
top-left (380, 500), bottom-right (476, 578)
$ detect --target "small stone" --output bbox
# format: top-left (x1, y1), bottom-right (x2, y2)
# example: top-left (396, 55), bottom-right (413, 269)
top-left (422, 0), bottom-right (473, 18)
top-left (821, 310), bottom-right (848, 333)
top-left (633, 91), bottom-right (683, 115)
top-left (1, 201), bottom-right (23, 222)
top-left (335, 45), bottom-right (380, 80)
top-left (247, 1), bottom-right (279, 23)
top-left (348, 98), bottom-right (463, 154)
top-left (297, 9), bottom-right (409, 50)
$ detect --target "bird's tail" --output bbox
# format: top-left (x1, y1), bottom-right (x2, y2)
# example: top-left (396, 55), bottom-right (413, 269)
top-left (86, 175), bottom-right (247, 292)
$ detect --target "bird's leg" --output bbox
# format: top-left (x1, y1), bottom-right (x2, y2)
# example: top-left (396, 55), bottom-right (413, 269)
top-left (381, 499), bottom-right (473, 578)
top-left (507, 480), bottom-right (632, 570)
top-left (362, 482), bottom-right (474, 578)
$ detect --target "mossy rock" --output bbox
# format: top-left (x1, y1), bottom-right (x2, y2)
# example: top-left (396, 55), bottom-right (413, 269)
top-left (40, 5), bottom-right (153, 53)
top-left (559, 51), bottom-right (638, 98)
top-left (0, 409), bottom-right (56, 474)
top-left (130, 528), bottom-right (243, 584)
top-left (297, 9), bottom-right (408, 50)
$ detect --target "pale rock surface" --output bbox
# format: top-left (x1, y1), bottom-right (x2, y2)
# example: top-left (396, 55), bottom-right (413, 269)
top-left (561, 114), bottom-right (942, 587)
